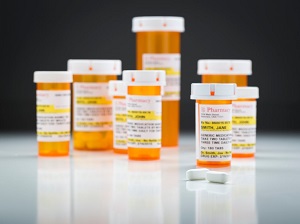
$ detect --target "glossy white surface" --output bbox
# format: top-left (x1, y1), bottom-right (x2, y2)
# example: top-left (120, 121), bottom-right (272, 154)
top-left (0, 133), bottom-right (300, 224)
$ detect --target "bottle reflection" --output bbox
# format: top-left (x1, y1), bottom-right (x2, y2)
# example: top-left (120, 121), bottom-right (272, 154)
top-left (37, 157), bottom-right (71, 224)
top-left (72, 151), bottom-right (113, 223)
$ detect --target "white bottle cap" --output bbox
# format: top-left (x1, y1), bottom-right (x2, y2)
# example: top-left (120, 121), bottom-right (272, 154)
top-left (198, 60), bottom-right (252, 75)
top-left (68, 59), bottom-right (122, 75)
top-left (108, 80), bottom-right (127, 96)
top-left (236, 87), bottom-right (259, 99)
top-left (191, 83), bottom-right (237, 100)
top-left (132, 16), bottom-right (185, 32)
top-left (34, 71), bottom-right (73, 83)
top-left (123, 70), bottom-right (166, 86)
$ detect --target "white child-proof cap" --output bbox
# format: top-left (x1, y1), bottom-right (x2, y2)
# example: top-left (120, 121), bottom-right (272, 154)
top-left (236, 87), bottom-right (259, 99)
top-left (132, 16), bottom-right (185, 32)
top-left (68, 59), bottom-right (122, 75)
top-left (198, 60), bottom-right (252, 75)
top-left (108, 80), bottom-right (127, 96)
top-left (190, 83), bottom-right (237, 100)
top-left (34, 71), bottom-right (73, 83)
top-left (123, 70), bottom-right (166, 86)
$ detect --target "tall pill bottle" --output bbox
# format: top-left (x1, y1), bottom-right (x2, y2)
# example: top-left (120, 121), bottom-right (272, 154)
top-left (68, 60), bottom-right (122, 150)
top-left (34, 71), bottom-right (73, 156)
top-left (108, 80), bottom-right (127, 154)
top-left (198, 60), bottom-right (252, 87)
top-left (132, 16), bottom-right (185, 147)
top-left (123, 70), bottom-right (166, 160)
top-left (190, 83), bottom-right (237, 167)
top-left (232, 87), bottom-right (259, 158)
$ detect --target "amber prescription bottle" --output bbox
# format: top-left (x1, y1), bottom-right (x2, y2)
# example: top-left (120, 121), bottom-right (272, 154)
top-left (108, 80), bottom-right (127, 154)
top-left (123, 70), bottom-right (166, 160)
top-left (132, 16), bottom-right (185, 147)
top-left (34, 71), bottom-right (73, 156)
top-left (198, 60), bottom-right (252, 87)
top-left (68, 59), bottom-right (122, 150)
top-left (190, 83), bottom-right (237, 167)
top-left (232, 87), bottom-right (259, 158)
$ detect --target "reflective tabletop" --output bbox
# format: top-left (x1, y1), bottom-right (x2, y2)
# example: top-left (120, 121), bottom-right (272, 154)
top-left (0, 133), bottom-right (300, 224)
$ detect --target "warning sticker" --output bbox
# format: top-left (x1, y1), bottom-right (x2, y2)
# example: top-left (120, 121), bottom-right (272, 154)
top-left (142, 53), bottom-right (180, 101)
top-left (36, 90), bottom-right (71, 142)
top-left (196, 104), bottom-right (232, 161)
top-left (74, 83), bottom-right (112, 131)
top-left (127, 95), bottom-right (162, 148)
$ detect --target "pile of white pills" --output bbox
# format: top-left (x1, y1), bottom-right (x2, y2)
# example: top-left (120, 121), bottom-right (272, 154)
top-left (186, 168), bottom-right (229, 184)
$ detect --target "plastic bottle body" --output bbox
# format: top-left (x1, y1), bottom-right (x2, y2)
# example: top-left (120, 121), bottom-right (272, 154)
top-left (37, 83), bottom-right (71, 156)
top-left (127, 86), bottom-right (162, 160)
top-left (232, 98), bottom-right (257, 158)
top-left (136, 31), bottom-right (180, 147)
top-left (112, 95), bottom-right (127, 154)
top-left (73, 74), bottom-right (117, 151)
top-left (202, 74), bottom-right (248, 87)
top-left (196, 100), bottom-right (233, 167)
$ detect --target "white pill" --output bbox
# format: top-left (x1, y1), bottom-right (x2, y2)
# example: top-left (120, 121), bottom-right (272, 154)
top-left (186, 168), bottom-right (209, 180)
top-left (206, 171), bottom-right (229, 184)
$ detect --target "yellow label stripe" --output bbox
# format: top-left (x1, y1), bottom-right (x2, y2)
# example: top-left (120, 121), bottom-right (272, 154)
top-left (115, 114), bottom-right (127, 122)
top-left (37, 131), bottom-right (70, 136)
top-left (128, 138), bottom-right (161, 143)
top-left (232, 116), bottom-right (256, 125)
top-left (37, 105), bottom-right (70, 114)
top-left (201, 150), bottom-right (231, 155)
top-left (76, 97), bottom-right (112, 105)
top-left (145, 68), bottom-right (180, 75)
top-left (127, 111), bottom-right (161, 120)
top-left (232, 143), bottom-right (255, 147)
top-left (201, 121), bottom-right (232, 131)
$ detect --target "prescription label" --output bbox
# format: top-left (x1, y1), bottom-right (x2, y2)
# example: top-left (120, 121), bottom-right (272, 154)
top-left (36, 90), bottom-right (71, 142)
top-left (113, 98), bottom-right (127, 149)
top-left (196, 104), bottom-right (232, 161)
top-left (74, 83), bottom-right (112, 131)
top-left (232, 101), bottom-right (257, 154)
top-left (143, 53), bottom-right (180, 101)
top-left (127, 95), bottom-right (162, 148)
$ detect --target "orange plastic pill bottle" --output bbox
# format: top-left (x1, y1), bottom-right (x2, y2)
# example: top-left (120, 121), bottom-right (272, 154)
top-left (232, 87), bottom-right (259, 158)
top-left (132, 16), bottom-right (185, 147)
top-left (68, 60), bottom-right (122, 151)
top-left (190, 83), bottom-right (237, 167)
top-left (34, 71), bottom-right (73, 156)
top-left (123, 70), bottom-right (166, 160)
top-left (198, 60), bottom-right (252, 87)
top-left (108, 80), bottom-right (127, 154)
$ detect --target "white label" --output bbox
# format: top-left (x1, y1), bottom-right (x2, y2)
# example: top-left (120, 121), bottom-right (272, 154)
top-left (142, 53), bottom-right (181, 101)
top-left (113, 98), bottom-right (127, 149)
top-left (36, 90), bottom-right (71, 142)
top-left (127, 95), bottom-right (162, 148)
top-left (196, 104), bottom-right (232, 162)
top-left (232, 101), bottom-right (257, 154)
top-left (73, 83), bottom-right (112, 131)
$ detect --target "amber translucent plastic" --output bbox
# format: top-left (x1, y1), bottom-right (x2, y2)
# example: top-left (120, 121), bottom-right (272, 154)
top-left (37, 83), bottom-right (70, 156)
top-left (113, 95), bottom-right (127, 154)
top-left (73, 74), bottom-right (117, 151)
top-left (196, 99), bottom-right (232, 167)
top-left (128, 86), bottom-right (161, 160)
top-left (232, 98), bottom-right (256, 158)
top-left (202, 74), bottom-right (248, 87)
top-left (136, 31), bottom-right (180, 147)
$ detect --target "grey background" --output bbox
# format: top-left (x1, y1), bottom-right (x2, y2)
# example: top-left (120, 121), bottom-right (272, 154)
top-left (1, 0), bottom-right (300, 131)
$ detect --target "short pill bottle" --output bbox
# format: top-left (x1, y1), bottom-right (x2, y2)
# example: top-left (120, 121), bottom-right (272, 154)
top-left (68, 60), bottom-right (122, 151)
top-left (108, 80), bottom-right (127, 154)
top-left (232, 87), bottom-right (259, 158)
top-left (123, 70), bottom-right (166, 160)
top-left (190, 83), bottom-right (237, 167)
top-left (34, 71), bottom-right (73, 156)
top-left (198, 60), bottom-right (252, 87)
top-left (132, 16), bottom-right (185, 147)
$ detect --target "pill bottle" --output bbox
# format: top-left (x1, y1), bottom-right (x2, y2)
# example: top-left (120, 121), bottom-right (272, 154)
top-left (68, 60), bottom-right (122, 150)
top-left (232, 87), bottom-right (259, 158)
top-left (190, 83), bottom-right (237, 167)
top-left (123, 70), bottom-right (166, 160)
top-left (108, 80), bottom-right (127, 154)
top-left (132, 16), bottom-right (185, 147)
top-left (34, 71), bottom-right (73, 156)
top-left (198, 60), bottom-right (252, 87)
